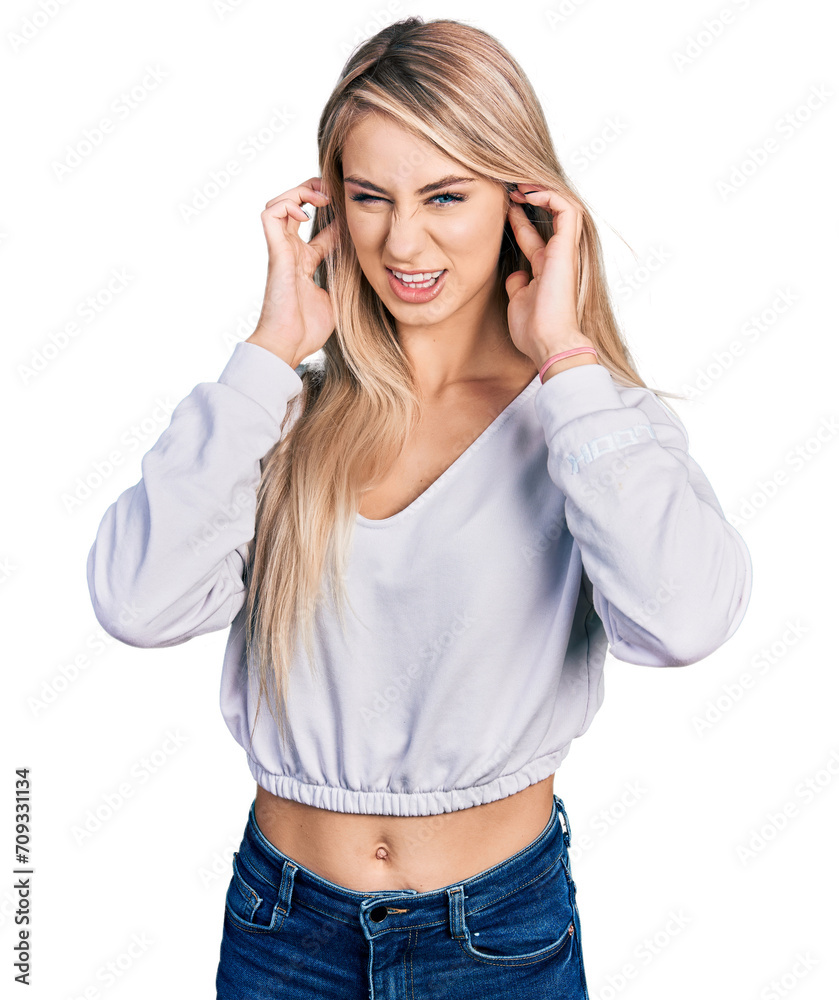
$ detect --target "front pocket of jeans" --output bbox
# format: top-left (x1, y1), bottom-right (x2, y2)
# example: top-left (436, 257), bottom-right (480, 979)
top-left (457, 856), bottom-right (577, 966)
top-left (224, 851), bottom-right (287, 935)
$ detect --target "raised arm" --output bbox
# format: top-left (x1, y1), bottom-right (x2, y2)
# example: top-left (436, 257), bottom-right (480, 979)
top-left (534, 363), bottom-right (753, 666)
top-left (86, 342), bottom-right (304, 647)
top-left (88, 175), bottom-right (339, 648)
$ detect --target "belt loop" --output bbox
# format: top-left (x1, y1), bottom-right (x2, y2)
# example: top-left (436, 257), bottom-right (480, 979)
top-left (555, 796), bottom-right (572, 846)
top-left (447, 885), bottom-right (468, 941)
top-left (277, 859), bottom-right (298, 917)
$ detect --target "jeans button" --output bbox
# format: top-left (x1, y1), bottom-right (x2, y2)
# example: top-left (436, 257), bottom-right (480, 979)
top-left (370, 905), bottom-right (389, 922)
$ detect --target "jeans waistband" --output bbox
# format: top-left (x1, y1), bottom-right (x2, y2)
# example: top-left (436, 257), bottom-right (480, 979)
top-left (240, 793), bottom-right (572, 934)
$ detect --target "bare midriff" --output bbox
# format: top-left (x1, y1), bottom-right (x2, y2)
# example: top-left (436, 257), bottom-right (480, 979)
top-left (253, 775), bottom-right (557, 892)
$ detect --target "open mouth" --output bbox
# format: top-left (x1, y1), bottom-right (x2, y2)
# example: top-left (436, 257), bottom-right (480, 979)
top-left (387, 268), bottom-right (446, 289)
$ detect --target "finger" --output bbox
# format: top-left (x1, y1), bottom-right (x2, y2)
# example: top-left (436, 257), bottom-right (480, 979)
top-left (260, 200), bottom-right (315, 251)
top-left (261, 198), bottom-right (309, 226)
top-left (506, 201), bottom-right (547, 264)
top-left (262, 185), bottom-right (331, 224)
top-left (307, 216), bottom-right (340, 266)
top-left (265, 183), bottom-right (330, 211)
top-left (264, 190), bottom-right (329, 213)
top-left (510, 183), bottom-right (547, 204)
top-left (515, 187), bottom-right (581, 246)
top-left (523, 195), bottom-right (581, 283)
top-left (505, 269), bottom-right (530, 299)
top-left (293, 176), bottom-right (327, 197)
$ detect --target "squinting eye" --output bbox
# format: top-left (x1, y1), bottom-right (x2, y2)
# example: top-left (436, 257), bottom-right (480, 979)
top-left (349, 192), bottom-right (466, 206)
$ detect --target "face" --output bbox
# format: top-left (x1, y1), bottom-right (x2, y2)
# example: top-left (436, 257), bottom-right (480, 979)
top-left (341, 114), bottom-right (510, 333)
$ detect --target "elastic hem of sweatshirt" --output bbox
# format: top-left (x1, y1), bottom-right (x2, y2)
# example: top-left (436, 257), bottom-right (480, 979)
top-left (245, 745), bottom-right (572, 816)
top-left (217, 340), bottom-right (303, 425)
top-left (535, 360), bottom-right (628, 428)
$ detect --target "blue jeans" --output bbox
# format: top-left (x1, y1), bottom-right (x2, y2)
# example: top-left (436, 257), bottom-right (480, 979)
top-left (215, 793), bottom-right (590, 998)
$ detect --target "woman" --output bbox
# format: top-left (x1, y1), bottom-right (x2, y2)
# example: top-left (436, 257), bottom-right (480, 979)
top-left (86, 16), bottom-right (752, 999)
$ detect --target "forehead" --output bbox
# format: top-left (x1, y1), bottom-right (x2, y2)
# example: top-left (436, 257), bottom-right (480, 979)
top-left (342, 115), bottom-right (457, 182)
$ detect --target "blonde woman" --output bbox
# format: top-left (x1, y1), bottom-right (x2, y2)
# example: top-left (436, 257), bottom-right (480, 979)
top-left (87, 16), bottom-right (752, 999)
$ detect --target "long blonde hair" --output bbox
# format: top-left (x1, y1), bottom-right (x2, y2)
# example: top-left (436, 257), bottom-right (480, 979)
top-left (243, 16), bottom-right (684, 748)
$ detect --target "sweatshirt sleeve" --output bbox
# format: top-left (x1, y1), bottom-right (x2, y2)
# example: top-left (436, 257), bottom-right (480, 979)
top-left (533, 362), bottom-right (753, 667)
top-left (86, 341), bottom-right (304, 648)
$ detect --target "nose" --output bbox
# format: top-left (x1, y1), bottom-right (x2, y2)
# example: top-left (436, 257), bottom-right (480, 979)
top-left (382, 208), bottom-right (429, 261)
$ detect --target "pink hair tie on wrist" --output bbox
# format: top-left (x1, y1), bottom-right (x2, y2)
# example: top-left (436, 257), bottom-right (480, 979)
top-left (538, 346), bottom-right (598, 383)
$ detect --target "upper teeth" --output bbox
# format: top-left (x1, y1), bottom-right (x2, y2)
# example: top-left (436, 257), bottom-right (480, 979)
top-left (392, 269), bottom-right (444, 283)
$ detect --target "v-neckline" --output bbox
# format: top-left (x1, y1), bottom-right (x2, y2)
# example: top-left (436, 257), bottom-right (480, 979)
top-left (356, 372), bottom-right (541, 528)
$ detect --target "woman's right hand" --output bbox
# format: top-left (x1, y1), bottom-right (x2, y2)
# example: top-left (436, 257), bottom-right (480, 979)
top-left (246, 176), bottom-right (339, 369)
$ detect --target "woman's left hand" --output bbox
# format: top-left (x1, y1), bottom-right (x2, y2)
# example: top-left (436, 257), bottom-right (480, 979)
top-left (505, 184), bottom-right (596, 368)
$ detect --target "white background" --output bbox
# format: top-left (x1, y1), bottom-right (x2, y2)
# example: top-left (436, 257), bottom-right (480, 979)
top-left (2, 0), bottom-right (837, 997)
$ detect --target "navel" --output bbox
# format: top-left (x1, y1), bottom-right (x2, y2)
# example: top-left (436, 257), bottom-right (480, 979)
top-left (375, 846), bottom-right (390, 861)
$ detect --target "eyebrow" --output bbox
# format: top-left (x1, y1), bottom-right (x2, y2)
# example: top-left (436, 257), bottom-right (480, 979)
top-left (342, 174), bottom-right (477, 197)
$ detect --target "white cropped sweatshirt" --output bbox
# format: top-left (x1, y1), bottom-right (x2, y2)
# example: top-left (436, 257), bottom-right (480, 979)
top-left (87, 341), bottom-right (752, 816)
